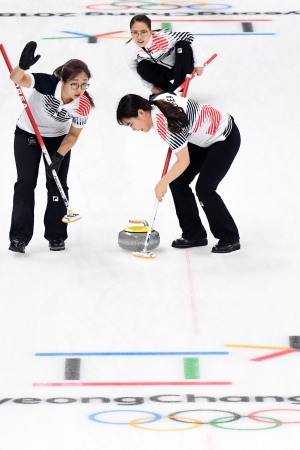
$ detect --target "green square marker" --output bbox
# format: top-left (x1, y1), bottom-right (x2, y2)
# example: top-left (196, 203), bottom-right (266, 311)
top-left (161, 23), bottom-right (172, 31)
top-left (184, 357), bottom-right (200, 379)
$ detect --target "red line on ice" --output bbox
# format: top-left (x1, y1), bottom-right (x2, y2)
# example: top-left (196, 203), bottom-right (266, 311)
top-left (33, 381), bottom-right (232, 386)
top-left (207, 434), bottom-right (213, 450)
top-left (152, 19), bottom-right (272, 22)
top-left (251, 349), bottom-right (296, 361)
top-left (94, 30), bottom-right (124, 37)
top-left (185, 249), bottom-right (199, 335)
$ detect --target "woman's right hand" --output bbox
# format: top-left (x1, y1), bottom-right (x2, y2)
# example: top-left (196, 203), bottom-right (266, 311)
top-left (193, 66), bottom-right (204, 76)
top-left (10, 42), bottom-right (40, 86)
top-left (19, 41), bottom-right (41, 71)
top-left (155, 179), bottom-right (168, 202)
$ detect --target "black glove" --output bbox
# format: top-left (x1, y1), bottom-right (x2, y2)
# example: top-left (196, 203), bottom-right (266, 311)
top-left (46, 152), bottom-right (64, 178)
top-left (19, 41), bottom-right (41, 70)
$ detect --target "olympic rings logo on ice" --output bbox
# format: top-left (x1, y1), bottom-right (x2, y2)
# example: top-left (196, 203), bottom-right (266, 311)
top-left (86, 2), bottom-right (232, 12)
top-left (89, 408), bottom-right (300, 431)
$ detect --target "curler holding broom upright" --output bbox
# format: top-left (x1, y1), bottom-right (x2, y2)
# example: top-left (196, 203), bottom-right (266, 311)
top-left (1, 41), bottom-right (95, 253)
top-left (0, 43), bottom-right (82, 225)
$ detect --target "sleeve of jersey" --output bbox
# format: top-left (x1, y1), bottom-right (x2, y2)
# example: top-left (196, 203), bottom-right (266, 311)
top-left (167, 128), bottom-right (189, 153)
top-left (190, 40), bottom-right (204, 67)
top-left (124, 41), bottom-right (153, 90)
top-left (162, 29), bottom-right (194, 46)
top-left (156, 113), bottom-right (188, 153)
top-left (30, 73), bottom-right (59, 94)
top-left (72, 96), bottom-right (91, 128)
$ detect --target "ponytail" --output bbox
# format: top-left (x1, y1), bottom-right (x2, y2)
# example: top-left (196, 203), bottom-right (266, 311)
top-left (82, 91), bottom-right (94, 108)
top-left (151, 98), bottom-right (189, 133)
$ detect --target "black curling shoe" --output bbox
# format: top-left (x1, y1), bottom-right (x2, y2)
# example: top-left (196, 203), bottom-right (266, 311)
top-left (49, 238), bottom-right (65, 251)
top-left (211, 240), bottom-right (240, 254)
top-left (9, 239), bottom-right (26, 254)
top-left (172, 237), bottom-right (208, 249)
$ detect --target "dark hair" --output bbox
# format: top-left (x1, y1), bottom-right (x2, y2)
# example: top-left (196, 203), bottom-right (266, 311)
top-left (126, 15), bottom-right (152, 44)
top-left (54, 59), bottom-right (95, 108)
top-left (117, 94), bottom-right (189, 134)
top-left (130, 14), bottom-right (151, 30)
top-left (126, 15), bottom-right (163, 44)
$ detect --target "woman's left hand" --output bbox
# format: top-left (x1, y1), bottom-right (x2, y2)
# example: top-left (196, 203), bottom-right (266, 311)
top-left (193, 66), bottom-right (204, 76)
top-left (155, 180), bottom-right (168, 202)
top-left (151, 86), bottom-right (163, 94)
top-left (46, 152), bottom-right (64, 178)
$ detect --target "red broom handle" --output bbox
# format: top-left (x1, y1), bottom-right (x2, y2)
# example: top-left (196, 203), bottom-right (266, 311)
top-left (176, 53), bottom-right (218, 92)
top-left (0, 44), bottom-right (51, 155)
top-left (0, 43), bottom-right (73, 214)
top-left (161, 53), bottom-right (218, 178)
top-left (161, 74), bottom-right (192, 177)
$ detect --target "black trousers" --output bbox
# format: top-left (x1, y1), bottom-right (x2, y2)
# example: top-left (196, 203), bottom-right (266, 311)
top-left (169, 122), bottom-right (241, 243)
top-left (10, 127), bottom-right (71, 245)
top-left (137, 41), bottom-right (194, 91)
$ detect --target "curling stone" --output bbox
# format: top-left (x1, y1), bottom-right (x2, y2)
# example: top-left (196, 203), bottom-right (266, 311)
top-left (118, 219), bottom-right (160, 252)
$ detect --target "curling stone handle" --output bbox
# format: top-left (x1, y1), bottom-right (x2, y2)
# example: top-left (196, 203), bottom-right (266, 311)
top-left (129, 219), bottom-right (149, 226)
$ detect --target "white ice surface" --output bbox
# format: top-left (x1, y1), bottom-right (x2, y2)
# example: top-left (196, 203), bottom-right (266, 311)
top-left (0, 0), bottom-right (300, 448)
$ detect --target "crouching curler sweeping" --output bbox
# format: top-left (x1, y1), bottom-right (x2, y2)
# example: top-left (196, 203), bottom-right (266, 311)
top-left (124, 14), bottom-right (205, 95)
top-left (116, 92), bottom-right (241, 254)
top-left (6, 41), bottom-right (95, 254)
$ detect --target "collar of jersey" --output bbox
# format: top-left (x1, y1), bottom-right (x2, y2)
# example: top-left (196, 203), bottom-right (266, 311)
top-left (138, 34), bottom-right (153, 51)
top-left (54, 81), bottom-right (78, 109)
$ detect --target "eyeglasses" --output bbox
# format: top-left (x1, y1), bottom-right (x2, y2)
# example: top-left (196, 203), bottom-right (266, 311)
top-left (70, 83), bottom-right (90, 90)
top-left (131, 30), bottom-right (149, 37)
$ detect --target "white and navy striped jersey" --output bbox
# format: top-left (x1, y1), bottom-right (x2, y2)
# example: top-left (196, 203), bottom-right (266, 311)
top-left (151, 92), bottom-right (233, 152)
top-left (17, 73), bottom-right (91, 137)
top-left (124, 29), bottom-right (203, 89)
